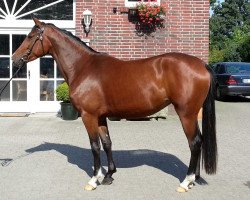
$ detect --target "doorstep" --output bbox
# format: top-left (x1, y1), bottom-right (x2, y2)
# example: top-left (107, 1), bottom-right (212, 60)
top-left (0, 113), bottom-right (30, 117)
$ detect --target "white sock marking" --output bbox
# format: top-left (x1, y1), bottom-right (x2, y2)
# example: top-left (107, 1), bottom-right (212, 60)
top-left (180, 174), bottom-right (196, 191)
top-left (87, 168), bottom-right (104, 188)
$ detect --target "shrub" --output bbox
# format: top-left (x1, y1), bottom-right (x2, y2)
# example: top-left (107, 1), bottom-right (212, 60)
top-left (56, 82), bottom-right (70, 103)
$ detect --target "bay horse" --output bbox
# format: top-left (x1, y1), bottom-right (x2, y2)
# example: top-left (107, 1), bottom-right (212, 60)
top-left (12, 17), bottom-right (217, 192)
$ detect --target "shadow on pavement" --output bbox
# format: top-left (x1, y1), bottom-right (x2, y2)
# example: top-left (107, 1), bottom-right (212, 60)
top-left (24, 142), bottom-right (207, 185)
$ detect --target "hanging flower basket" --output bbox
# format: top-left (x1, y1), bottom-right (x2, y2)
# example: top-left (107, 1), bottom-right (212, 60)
top-left (135, 2), bottom-right (166, 36)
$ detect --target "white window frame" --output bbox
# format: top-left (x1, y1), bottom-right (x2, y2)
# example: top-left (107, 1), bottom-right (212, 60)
top-left (0, 0), bottom-right (76, 29)
top-left (125, 0), bottom-right (161, 8)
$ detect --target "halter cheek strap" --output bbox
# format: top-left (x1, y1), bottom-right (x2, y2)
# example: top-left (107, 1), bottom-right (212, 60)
top-left (22, 25), bottom-right (46, 62)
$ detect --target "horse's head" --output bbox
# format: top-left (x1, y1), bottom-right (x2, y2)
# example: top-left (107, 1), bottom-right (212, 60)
top-left (12, 17), bottom-right (51, 68)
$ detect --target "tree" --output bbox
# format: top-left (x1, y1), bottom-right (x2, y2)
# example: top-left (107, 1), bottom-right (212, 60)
top-left (209, 0), bottom-right (250, 63)
top-left (237, 34), bottom-right (250, 61)
top-left (210, 0), bottom-right (217, 7)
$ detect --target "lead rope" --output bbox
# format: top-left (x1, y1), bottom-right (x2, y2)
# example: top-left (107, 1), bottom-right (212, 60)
top-left (0, 64), bottom-right (25, 100)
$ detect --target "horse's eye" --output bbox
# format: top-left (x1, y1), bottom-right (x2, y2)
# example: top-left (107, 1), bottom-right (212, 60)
top-left (27, 35), bottom-right (33, 39)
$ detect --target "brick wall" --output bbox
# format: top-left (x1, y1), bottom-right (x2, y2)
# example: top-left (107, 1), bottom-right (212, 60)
top-left (76, 0), bottom-right (209, 62)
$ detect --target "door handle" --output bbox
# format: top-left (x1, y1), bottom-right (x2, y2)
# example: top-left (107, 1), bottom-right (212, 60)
top-left (28, 70), bottom-right (30, 79)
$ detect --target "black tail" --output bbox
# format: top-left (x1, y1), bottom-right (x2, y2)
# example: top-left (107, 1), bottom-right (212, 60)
top-left (202, 65), bottom-right (217, 174)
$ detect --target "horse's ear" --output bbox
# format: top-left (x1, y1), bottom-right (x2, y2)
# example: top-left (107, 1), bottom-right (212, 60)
top-left (31, 15), bottom-right (44, 28)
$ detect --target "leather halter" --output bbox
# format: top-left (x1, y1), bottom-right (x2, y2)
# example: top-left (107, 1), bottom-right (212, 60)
top-left (21, 25), bottom-right (46, 63)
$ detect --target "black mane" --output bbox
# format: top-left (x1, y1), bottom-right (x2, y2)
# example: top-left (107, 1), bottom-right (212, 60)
top-left (47, 23), bottom-right (99, 53)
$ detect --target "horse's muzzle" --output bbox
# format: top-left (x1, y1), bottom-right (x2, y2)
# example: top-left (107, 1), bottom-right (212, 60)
top-left (12, 57), bottom-right (26, 69)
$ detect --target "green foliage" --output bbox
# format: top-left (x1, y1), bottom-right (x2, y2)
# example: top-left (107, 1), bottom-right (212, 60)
top-left (209, 0), bottom-right (250, 63)
top-left (210, 0), bottom-right (216, 6)
top-left (56, 82), bottom-right (70, 103)
top-left (237, 34), bottom-right (250, 61)
top-left (209, 48), bottom-right (224, 63)
top-left (223, 42), bottom-right (242, 62)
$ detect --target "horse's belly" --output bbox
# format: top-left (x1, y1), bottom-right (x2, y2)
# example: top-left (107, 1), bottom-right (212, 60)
top-left (107, 93), bottom-right (170, 118)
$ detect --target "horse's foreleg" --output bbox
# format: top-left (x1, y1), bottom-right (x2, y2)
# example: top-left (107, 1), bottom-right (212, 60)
top-left (176, 112), bottom-right (202, 192)
top-left (82, 114), bottom-right (104, 191)
top-left (98, 117), bottom-right (117, 185)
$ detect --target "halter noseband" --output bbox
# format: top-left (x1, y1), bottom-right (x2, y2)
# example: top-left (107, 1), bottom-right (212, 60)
top-left (21, 25), bottom-right (46, 63)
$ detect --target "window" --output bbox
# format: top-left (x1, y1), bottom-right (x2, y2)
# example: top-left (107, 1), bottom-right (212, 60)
top-left (125, 0), bottom-right (160, 8)
top-left (40, 57), bottom-right (64, 101)
top-left (0, 0), bottom-right (75, 28)
top-left (0, 34), bottom-right (27, 102)
top-left (218, 65), bottom-right (225, 74)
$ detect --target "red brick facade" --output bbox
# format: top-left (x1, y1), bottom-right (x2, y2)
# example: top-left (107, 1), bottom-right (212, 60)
top-left (76, 0), bottom-right (209, 62)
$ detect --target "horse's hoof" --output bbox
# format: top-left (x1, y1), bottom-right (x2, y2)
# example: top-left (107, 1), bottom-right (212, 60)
top-left (195, 175), bottom-right (200, 180)
top-left (176, 186), bottom-right (188, 193)
top-left (84, 184), bottom-right (96, 191)
top-left (101, 177), bottom-right (114, 185)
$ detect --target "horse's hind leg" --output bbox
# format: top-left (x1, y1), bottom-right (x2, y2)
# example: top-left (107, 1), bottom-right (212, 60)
top-left (98, 117), bottom-right (117, 185)
top-left (176, 111), bottom-right (202, 192)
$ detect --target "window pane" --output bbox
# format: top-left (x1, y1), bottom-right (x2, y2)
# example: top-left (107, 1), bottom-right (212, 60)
top-left (56, 80), bottom-right (65, 88)
top-left (18, 0), bottom-right (73, 20)
top-left (12, 35), bottom-right (26, 54)
top-left (0, 81), bottom-right (10, 101)
top-left (7, 0), bottom-right (15, 12)
top-left (0, 58), bottom-right (10, 78)
top-left (0, 35), bottom-right (9, 55)
top-left (56, 65), bottom-right (63, 78)
top-left (40, 58), bottom-right (54, 78)
top-left (40, 80), bottom-right (54, 101)
top-left (12, 81), bottom-right (27, 101)
top-left (13, 63), bottom-right (27, 78)
top-left (0, 1), bottom-right (7, 18)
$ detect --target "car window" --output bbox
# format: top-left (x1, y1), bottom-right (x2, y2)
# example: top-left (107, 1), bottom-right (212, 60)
top-left (213, 65), bottom-right (219, 73)
top-left (226, 66), bottom-right (240, 73)
top-left (217, 65), bottom-right (225, 74)
top-left (226, 64), bottom-right (250, 73)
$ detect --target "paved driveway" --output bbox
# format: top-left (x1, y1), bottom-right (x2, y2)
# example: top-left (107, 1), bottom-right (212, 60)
top-left (0, 98), bottom-right (250, 200)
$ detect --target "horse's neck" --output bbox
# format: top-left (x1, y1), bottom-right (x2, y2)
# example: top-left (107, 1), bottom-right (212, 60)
top-left (47, 27), bottom-right (93, 85)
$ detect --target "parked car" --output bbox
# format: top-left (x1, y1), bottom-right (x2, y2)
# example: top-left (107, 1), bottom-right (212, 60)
top-left (212, 62), bottom-right (250, 99)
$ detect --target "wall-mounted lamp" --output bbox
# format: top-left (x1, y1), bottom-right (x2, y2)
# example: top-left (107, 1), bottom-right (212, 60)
top-left (81, 9), bottom-right (92, 37)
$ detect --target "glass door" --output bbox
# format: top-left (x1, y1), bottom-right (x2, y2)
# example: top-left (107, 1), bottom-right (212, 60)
top-left (0, 0), bottom-right (75, 113)
top-left (0, 33), bottom-right (65, 113)
top-left (40, 57), bottom-right (64, 102)
top-left (0, 33), bottom-right (30, 112)
top-left (29, 57), bottom-right (64, 112)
